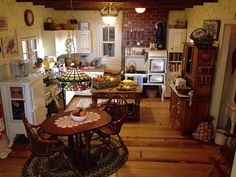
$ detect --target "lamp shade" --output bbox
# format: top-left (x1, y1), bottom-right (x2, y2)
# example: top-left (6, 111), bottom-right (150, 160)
top-left (100, 2), bottom-right (119, 25)
top-left (135, 8), bottom-right (146, 13)
top-left (57, 68), bottom-right (91, 91)
top-left (102, 16), bottom-right (116, 25)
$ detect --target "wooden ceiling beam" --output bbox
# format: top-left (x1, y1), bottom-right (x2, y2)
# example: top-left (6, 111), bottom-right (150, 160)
top-left (17, 0), bottom-right (218, 10)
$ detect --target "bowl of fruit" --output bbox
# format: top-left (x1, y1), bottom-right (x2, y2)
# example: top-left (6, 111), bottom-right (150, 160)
top-left (121, 79), bottom-right (134, 86)
top-left (71, 108), bottom-right (88, 122)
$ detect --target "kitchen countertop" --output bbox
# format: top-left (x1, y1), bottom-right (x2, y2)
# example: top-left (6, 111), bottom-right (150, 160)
top-left (0, 74), bottom-right (43, 85)
top-left (80, 65), bottom-right (105, 73)
top-left (169, 82), bottom-right (189, 98)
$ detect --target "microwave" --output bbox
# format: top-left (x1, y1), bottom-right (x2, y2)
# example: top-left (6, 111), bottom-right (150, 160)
top-left (149, 58), bottom-right (166, 73)
top-left (149, 74), bottom-right (165, 83)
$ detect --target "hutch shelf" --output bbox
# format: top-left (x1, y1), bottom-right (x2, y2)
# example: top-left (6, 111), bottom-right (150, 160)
top-left (170, 43), bottom-right (217, 134)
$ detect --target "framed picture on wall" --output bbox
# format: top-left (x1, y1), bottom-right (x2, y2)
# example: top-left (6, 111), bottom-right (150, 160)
top-left (0, 17), bottom-right (8, 30)
top-left (203, 20), bottom-right (221, 40)
top-left (2, 36), bottom-right (18, 57)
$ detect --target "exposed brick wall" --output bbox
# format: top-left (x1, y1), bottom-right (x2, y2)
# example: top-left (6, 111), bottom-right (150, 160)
top-left (121, 8), bottom-right (169, 68)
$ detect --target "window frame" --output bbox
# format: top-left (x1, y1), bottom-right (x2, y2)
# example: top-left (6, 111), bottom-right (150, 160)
top-left (21, 37), bottom-right (39, 62)
top-left (16, 29), bottom-right (43, 67)
top-left (101, 25), bottom-right (116, 59)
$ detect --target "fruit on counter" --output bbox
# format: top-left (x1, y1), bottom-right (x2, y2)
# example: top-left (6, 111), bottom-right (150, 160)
top-left (94, 76), bottom-right (116, 82)
top-left (93, 77), bottom-right (105, 82)
top-left (72, 108), bottom-right (87, 116)
top-left (121, 79), bottom-right (134, 86)
top-left (117, 85), bottom-right (131, 90)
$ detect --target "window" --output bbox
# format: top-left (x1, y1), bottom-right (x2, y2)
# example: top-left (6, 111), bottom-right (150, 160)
top-left (102, 26), bottom-right (115, 57)
top-left (21, 37), bottom-right (39, 63)
top-left (17, 29), bottom-right (43, 68)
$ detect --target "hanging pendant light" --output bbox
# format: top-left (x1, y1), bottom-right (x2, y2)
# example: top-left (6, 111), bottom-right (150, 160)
top-left (56, 0), bottom-right (91, 91)
top-left (135, 8), bottom-right (146, 14)
top-left (100, 2), bottom-right (119, 25)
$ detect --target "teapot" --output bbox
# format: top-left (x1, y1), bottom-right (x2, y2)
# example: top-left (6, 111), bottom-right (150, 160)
top-left (127, 60), bottom-right (136, 73)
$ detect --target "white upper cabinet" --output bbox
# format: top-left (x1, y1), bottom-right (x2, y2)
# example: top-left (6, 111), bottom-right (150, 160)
top-left (43, 30), bottom-right (75, 57)
top-left (75, 30), bottom-right (91, 54)
top-left (167, 29), bottom-right (187, 52)
top-left (43, 30), bottom-right (91, 57)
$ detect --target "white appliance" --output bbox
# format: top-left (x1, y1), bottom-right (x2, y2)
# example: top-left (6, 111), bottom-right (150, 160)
top-left (149, 74), bottom-right (165, 83)
top-left (0, 75), bottom-right (46, 147)
top-left (145, 50), bottom-right (167, 101)
top-left (148, 50), bottom-right (167, 73)
top-left (10, 60), bottom-right (31, 77)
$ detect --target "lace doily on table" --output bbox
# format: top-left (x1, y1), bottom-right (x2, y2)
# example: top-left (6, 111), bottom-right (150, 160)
top-left (55, 112), bottom-right (101, 128)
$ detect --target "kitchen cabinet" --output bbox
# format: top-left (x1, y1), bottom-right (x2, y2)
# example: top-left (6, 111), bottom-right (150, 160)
top-left (43, 30), bottom-right (91, 57)
top-left (170, 83), bottom-right (211, 134)
top-left (166, 28), bottom-right (187, 97)
top-left (0, 75), bottom-right (46, 146)
top-left (167, 28), bottom-right (187, 52)
top-left (182, 43), bottom-right (217, 96)
top-left (75, 30), bottom-right (91, 54)
top-left (43, 30), bottom-right (74, 57)
top-left (169, 43), bottom-right (217, 134)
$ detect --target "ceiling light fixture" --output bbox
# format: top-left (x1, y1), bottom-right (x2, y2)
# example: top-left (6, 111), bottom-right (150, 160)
top-left (135, 8), bottom-right (146, 14)
top-left (56, 0), bottom-right (91, 91)
top-left (100, 2), bottom-right (119, 25)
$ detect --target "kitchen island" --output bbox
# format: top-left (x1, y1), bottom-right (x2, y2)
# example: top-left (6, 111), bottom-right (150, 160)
top-left (91, 85), bottom-right (142, 121)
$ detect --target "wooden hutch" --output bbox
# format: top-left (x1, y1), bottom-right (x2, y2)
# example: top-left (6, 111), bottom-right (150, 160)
top-left (170, 42), bottom-right (217, 134)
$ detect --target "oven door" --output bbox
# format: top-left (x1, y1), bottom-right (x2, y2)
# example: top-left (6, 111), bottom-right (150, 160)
top-left (149, 58), bottom-right (165, 73)
top-left (149, 74), bottom-right (165, 83)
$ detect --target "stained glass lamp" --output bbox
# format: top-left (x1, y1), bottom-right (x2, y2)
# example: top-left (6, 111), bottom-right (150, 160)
top-left (57, 67), bottom-right (91, 91)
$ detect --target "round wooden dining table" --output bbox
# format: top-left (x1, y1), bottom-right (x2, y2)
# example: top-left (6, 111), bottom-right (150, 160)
top-left (40, 108), bottom-right (112, 169)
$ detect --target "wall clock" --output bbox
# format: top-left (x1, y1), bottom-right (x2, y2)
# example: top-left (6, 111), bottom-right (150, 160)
top-left (24, 9), bottom-right (34, 26)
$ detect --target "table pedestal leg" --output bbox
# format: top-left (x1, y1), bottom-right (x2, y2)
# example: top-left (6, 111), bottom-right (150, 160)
top-left (83, 131), bottom-right (92, 169)
top-left (68, 135), bottom-right (75, 160)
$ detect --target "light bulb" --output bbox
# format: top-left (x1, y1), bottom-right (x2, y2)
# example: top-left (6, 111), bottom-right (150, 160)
top-left (135, 8), bottom-right (146, 14)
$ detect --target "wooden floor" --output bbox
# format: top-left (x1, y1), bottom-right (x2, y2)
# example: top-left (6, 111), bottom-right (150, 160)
top-left (0, 97), bottom-right (219, 177)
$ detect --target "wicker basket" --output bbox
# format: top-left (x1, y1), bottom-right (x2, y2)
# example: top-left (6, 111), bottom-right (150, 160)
top-left (44, 17), bottom-right (55, 30)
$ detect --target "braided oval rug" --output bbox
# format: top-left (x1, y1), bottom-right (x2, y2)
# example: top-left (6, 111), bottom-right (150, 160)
top-left (22, 137), bottom-right (128, 177)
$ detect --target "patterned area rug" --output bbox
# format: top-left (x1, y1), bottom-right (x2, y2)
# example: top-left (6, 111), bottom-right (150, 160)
top-left (22, 137), bottom-right (128, 177)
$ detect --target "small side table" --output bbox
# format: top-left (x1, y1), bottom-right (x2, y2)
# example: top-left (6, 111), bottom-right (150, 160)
top-left (225, 101), bottom-right (236, 134)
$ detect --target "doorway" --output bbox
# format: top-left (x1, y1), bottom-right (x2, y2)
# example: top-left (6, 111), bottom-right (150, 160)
top-left (217, 24), bottom-right (236, 129)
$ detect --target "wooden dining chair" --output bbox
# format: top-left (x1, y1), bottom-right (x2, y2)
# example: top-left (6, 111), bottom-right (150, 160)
top-left (21, 116), bottom-right (75, 175)
top-left (208, 132), bottom-right (236, 177)
top-left (94, 95), bottom-right (128, 149)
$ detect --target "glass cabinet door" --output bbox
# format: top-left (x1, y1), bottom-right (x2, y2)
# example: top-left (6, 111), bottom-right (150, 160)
top-left (9, 86), bottom-right (25, 120)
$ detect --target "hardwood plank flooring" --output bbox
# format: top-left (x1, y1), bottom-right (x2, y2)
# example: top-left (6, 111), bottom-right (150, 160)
top-left (0, 97), bottom-right (219, 177)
